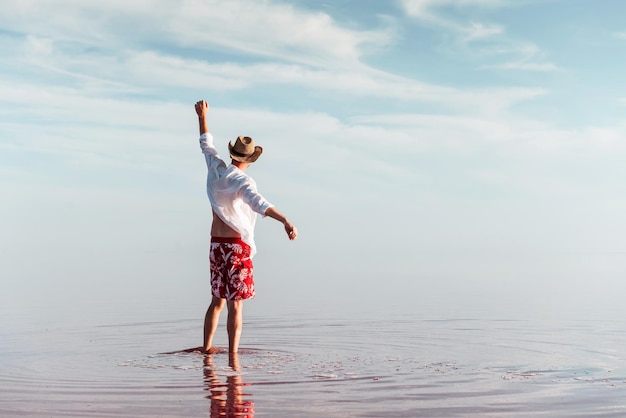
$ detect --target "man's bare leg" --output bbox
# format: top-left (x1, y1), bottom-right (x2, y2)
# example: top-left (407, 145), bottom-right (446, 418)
top-left (204, 296), bottom-right (226, 353)
top-left (227, 300), bottom-right (244, 353)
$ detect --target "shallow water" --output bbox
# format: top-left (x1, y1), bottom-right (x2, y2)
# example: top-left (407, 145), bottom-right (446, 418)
top-left (2, 314), bottom-right (626, 417)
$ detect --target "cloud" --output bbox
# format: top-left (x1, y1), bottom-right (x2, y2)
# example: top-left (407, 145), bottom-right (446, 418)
top-left (401, 0), bottom-right (509, 35)
top-left (2, 75), bottom-right (622, 184)
top-left (400, 7), bottom-right (504, 43)
top-left (350, 111), bottom-right (626, 160)
top-left (5, 29), bottom-right (545, 116)
top-left (402, 0), bottom-right (509, 20)
top-left (1, 0), bottom-right (619, 183)
top-left (4, 43), bottom-right (544, 120)
top-left (0, 0), bottom-right (551, 119)
top-left (479, 43), bottom-right (559, 71)
top-left (463, 22), bottom-right (504, 42)
top-left (173, 0), bottom-right (393, 67)
top-left (400, 0), bottom-right (557, 71)
top-left (614, 31), bottom-right (626, 40)
top-left (489, 61), bottom-right (558, 72)
top-left (124, 51), bottom-right (544, 111)
top-left (0, 0), bottom-right (392, 69)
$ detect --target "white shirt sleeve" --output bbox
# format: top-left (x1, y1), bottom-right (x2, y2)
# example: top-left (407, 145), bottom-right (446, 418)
top-left (239, 180), bottom-right (274, 216)
top-left (199, 133), bottom-right (226, 173)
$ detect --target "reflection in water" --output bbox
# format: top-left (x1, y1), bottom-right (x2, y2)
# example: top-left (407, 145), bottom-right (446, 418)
top-left (204, 353), bottom-right (255, 417)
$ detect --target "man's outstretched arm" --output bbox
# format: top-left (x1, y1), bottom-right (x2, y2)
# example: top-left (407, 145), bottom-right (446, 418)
top-left (195, 100), bottom-right (209, 135)
top-left (265, 206), bottom-right (298, 241)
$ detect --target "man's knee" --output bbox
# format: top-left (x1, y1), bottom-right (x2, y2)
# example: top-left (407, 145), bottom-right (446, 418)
top-left (210, 296), bottom-right (226, 310)
top-left (227, 300), bottom-right (244, 314)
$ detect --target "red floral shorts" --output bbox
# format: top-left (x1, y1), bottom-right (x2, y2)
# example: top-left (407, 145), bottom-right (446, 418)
top-left (209, 237), bottom-right (255, 300)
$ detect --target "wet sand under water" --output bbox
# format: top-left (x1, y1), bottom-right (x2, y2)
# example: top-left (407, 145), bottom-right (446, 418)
top-left (1, 315), bottom-right (626, 417)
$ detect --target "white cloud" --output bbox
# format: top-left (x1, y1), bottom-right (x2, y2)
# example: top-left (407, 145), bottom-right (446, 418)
top-left (463, 22), bottom-right (504, 42)
top-left (0, 0), bottom-right (392, 69)
top-left (123, 51), bottom-right (544, 111)
top-left (614, 31), bottom-right (626, 40)
top-left (402, 0), bottom-right (510, 30)
top-left (402, 0), bottom-right (509, 19)
top-left (401, 0), bottom-right (557, 71)
top-left (172, 0), bottom-right (392, 67)
top-left (4, 45), bottom-right (544, 119)
top-left (491, 61), bottom-right (558, 72)
top-left (0, 0), bottom-right (551, 116)
top-left (5, 30), bottom-right (546, 115)
top-left (2, 76), bottom-right (623, 184)
top-left (1, 1), bottom-right (622, 198)
top-left (23, 35), bottom-right (54, 56)
top-left (400, 4), bottom-right (503, 42)
top-left (350, 112), bottom-right (626, 158)
top-left (477, 43), bottom-right (558, 71)
top-left (125, 52), bottom-right (249, 91)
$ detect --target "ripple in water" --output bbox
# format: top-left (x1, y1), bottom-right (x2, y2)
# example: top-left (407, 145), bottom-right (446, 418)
top-left (1, 316), bottom-right (626, 417)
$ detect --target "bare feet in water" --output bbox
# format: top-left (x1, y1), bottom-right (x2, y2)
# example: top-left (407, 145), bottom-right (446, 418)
top-left (205, 346), bottom-right (229, 354)
top-left (161, 346), bottom-right (228, 355)
top-left (160, 346), bottom-right (204, 355)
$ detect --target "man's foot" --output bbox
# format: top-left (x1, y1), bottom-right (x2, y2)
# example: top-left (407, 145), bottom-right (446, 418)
top-left (204, 346), bottom-right (226, 354)
top-left (160, 346), bottom-right (204, 355)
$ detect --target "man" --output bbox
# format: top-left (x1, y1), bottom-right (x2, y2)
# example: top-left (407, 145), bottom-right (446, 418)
top-left (195, 99), bottom-right (297, 354)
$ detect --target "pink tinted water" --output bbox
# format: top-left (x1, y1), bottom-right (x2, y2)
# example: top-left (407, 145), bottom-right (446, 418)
top-left (1, 315), bottom-right (626, 417)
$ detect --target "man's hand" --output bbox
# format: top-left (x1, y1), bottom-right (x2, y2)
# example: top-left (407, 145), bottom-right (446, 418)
top-left (195, 100), bottom-right (209, 135)
top-left (264, 207), bottom-right (298, 241)
top-left (284, 221), bottom-right (298, 241)
top-left (195, 100), bottom-right (209, 118)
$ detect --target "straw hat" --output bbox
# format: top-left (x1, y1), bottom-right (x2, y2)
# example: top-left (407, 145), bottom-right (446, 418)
top-left (228, 136), bottom-right (263, 163)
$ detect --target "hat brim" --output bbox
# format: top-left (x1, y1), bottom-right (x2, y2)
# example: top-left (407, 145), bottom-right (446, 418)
top-left (228, 143), bottom-right (263, 163)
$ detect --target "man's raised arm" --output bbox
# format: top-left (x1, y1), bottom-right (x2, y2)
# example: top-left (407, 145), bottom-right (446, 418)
top-left (195, 100), bottom-right (209, 135)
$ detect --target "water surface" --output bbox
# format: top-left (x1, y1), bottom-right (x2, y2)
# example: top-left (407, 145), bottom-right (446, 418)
top-left (1, 314), bottom-right (625, 417)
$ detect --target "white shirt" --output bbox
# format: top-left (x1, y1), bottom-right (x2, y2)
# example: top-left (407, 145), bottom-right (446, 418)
top-left (200, 133), bottom-right (273, 257)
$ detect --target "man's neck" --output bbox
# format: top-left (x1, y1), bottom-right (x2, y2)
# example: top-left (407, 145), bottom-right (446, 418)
top-left (231, 160), bottom-right (250, 171)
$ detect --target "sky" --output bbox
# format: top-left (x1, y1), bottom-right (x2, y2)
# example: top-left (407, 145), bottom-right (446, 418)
top-left (1, 0), bottom-right (626, 325)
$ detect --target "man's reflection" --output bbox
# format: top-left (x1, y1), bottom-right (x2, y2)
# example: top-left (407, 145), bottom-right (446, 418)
top-left (204, 353), bottom-right (255, 417)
